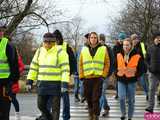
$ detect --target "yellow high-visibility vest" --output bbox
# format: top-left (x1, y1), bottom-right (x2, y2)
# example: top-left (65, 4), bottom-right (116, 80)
top-left (62, 42), bottom-right (67, 51)
top-left (27, 45), bottom-right (70, 83)
top-left (0, 37), bottom-right (10, 78)
top-left (81, 46), bottom-right (106, 77)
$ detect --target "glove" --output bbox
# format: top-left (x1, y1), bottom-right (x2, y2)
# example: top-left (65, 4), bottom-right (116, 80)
top-left (61, 82), bottom-right (68, 93)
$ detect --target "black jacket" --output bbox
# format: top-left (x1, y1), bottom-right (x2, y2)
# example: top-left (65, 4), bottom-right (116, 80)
top-left (113, 43), bottom-right (123, 57)
top-left (115, 49), bottom-right (146, 84)
top-left (104, 44), bottom-right (114, 77)
top-left (66, 44), bottom-right (77, 75)
top-left (146, 44), bottom-right (160, 78)
top-left (134, 42), bottom-right (147, 73)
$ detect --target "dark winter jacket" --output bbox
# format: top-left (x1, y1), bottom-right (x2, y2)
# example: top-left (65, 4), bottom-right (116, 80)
top-left (66, 44), bottom-right (77, 74)
top-left (134, 42), bottom-right (147, 73)
top-left (113, 42), bottom-right (123, 57)
top-left (146, 44), bottom-right (160, 78)
top-left (104, 44), bottom-right (114, 77)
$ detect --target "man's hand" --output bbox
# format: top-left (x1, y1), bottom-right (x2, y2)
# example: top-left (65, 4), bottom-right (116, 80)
top-left (61, 82), bottom-right (68, 93)
top-left (26, 84), bottom-right (32, 92)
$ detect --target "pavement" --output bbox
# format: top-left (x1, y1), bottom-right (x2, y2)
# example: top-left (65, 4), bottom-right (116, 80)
top-left (9, 92), bottom-right (160, 120)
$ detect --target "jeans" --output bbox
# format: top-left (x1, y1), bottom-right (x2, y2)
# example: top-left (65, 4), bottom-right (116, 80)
top-left (99, 77), bottom-right (109, 111)
top-left (79, 80), bottom-right (84, 98)
top-left (62, 92), bottom-right (70, 120)
top-left (118, 81), bottom-right (136, 119)
top-left (38, 95), bottom-right (60, 120)
top-left (147, 72), bottom-right (160, 110)
top-left (74, 75), bottom-right (79, 97)
top-left (138, 73), bottom-right (148, 95)
top-left (74, 75), bottom-right (84, 98)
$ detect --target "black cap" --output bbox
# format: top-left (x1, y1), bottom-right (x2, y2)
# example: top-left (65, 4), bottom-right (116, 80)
top-left (84, 33), bottom-right (89, 39)
top-left (43, 32), bottom-right (56, 42)
top-left (99, 34), bottom-right (106, 42)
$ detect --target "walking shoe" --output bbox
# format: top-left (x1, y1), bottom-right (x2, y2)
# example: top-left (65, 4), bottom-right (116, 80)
top-left (102, 106), bottom-right (110, 117)
top-left (35, 115), bottom-right (46, 120)
top-left (15, 112), bottom-right (21, 120)
top-left (145, 108), bottom-right (153, 113)
top-left (93, 114), bottom-right (99, 120)
top-left (120, 116), bottom-right (125, 120)
top-left (157, 95), bottom-right (160, 104)
top-left (85, 106), bottom-right (88, 110)
top-left (81, 97), bottom-right (86, 103)
top-left (146, 95), bottom-right (148, 101)
top-left (115, 94), bottom-right (118, 100)
top-left (74, 95), bottom-right (80, 102)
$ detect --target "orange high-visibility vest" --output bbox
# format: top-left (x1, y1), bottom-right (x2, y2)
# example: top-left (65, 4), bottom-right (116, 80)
top-left (117, 53), bottom-right (141, 78)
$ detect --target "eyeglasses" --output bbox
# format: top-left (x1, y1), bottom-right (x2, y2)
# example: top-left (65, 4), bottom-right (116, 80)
top-left (43, 41), bottom-right (55, 44)
top-left (123, 44), bottom-right (130, 47)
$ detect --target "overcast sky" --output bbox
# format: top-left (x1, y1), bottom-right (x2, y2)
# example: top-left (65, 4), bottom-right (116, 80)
top-left (35, 0), bottom-right (126, 40)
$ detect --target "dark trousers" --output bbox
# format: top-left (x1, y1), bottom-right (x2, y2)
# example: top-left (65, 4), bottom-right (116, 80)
top-left (0, 96), bottom-right (11, 120)
top-left (38, 95), bottom-right (60, 120)
top-left (83, 78), bottom-right (103, 116)
top-left (47, 92), bottom-right (70, 120)
top-left (62, 91), bottom-right (70, 120)
top-left (11, 94), bottom-right (19, 112)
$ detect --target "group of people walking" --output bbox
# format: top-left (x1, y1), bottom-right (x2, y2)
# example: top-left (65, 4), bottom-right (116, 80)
top-left (73, 31), bottom-right (160, 120)
top-left (0, 24), bottom-right (160, 120)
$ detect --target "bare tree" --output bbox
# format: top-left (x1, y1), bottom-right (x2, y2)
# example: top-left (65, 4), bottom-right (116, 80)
top-left (0, 0), bottom-right (63, 36)
top-left (53, 16), bottom-right (85, 52)
top-left (109, 0), bottom-right (160, 45)
top-left (12, 32), bottom-right (39, 64)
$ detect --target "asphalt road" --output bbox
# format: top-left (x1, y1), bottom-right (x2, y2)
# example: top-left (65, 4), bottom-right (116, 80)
top-left (10, 93), bottom-right (160, 120)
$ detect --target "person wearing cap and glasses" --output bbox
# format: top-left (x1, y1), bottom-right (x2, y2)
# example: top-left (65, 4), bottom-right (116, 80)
top-left (27, 32), bottom-right (70, 120)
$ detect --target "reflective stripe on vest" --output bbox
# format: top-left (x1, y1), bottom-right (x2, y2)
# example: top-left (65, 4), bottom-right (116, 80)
top-left (140, 42), bottom-right (146, 58)
top-left (0, 37), bottom-right (10, 78)
top-left (117, 53), bottom-right (141, 78)
top-left (37, 46), bottom-right (69, 81)
top-left (81, 46), bottom-right (106, 76)
top-left (62, 42), bottom-right (67, 51)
